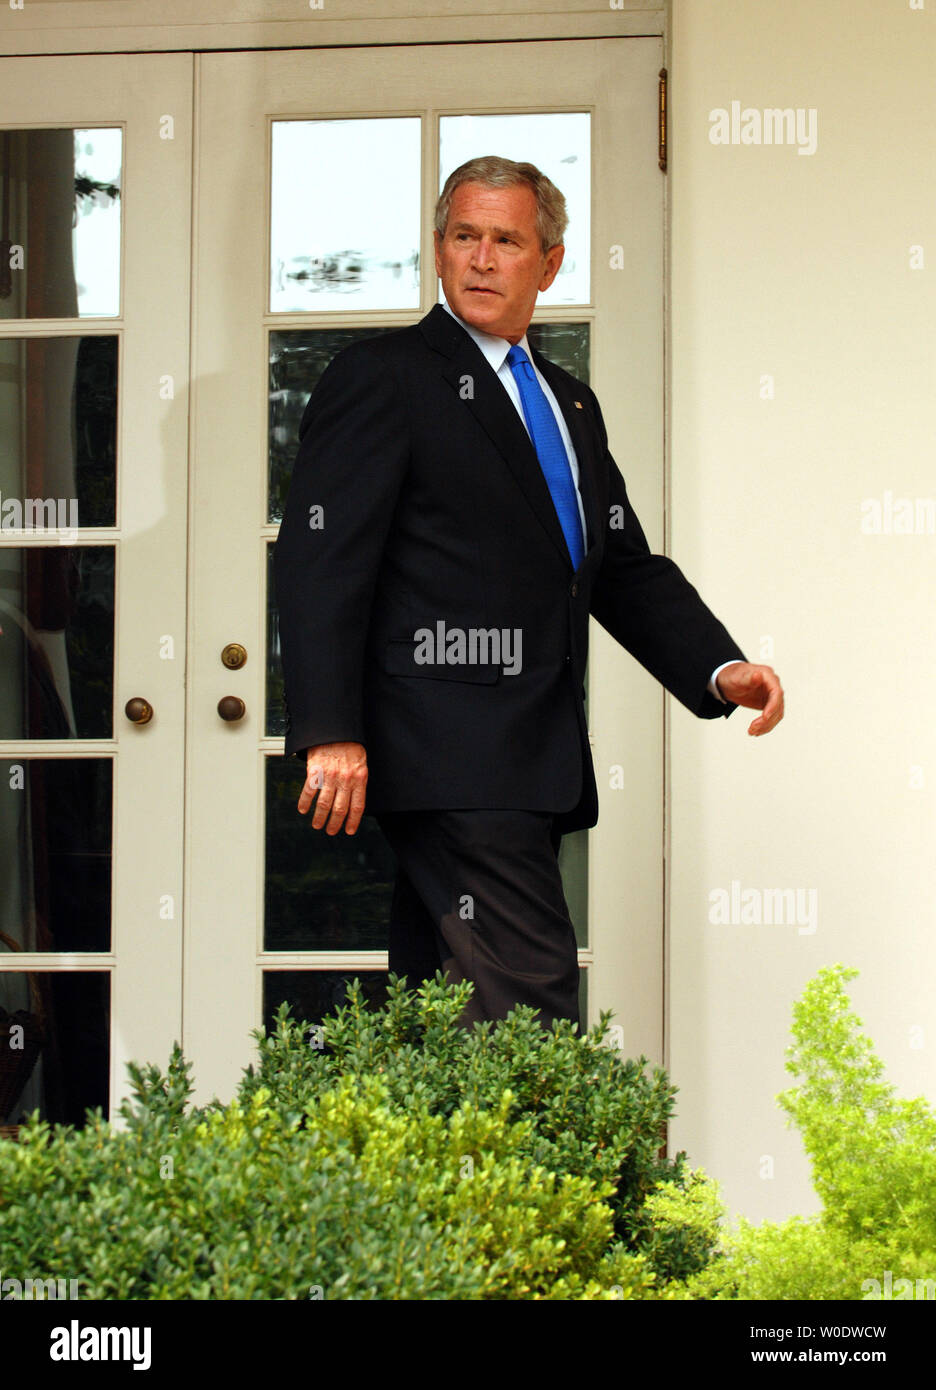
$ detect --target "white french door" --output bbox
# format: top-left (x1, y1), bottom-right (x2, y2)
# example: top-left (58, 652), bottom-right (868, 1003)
top-left (186, 39), bottom-right (666, 1102)
top-left (0, 55), bottom-right (191, 1124)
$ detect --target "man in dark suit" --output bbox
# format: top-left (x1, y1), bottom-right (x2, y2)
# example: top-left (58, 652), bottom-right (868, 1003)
top-left (273, 156), bottom-right (784, 1031)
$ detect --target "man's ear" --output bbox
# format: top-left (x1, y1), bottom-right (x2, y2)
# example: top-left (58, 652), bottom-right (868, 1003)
top-left (433, 229), bottom-right (443, 278)
top-left (539, 244), bottom-right (565, 293)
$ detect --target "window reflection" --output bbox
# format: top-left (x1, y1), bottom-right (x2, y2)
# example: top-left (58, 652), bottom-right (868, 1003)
top-left (0, 336), bottom-right (117, 529)
top-left (0, 128), bottom-right (121, 319)
top-left (266, 542), bottom-right (283, 736)
top-left (0, 546), bottom-right (114, 740)
top-left (0, 758), bottom-right (112, 956)
top-left (526, 321), bottom-right (590, 385)
top-left (263, 970), bottom-right (390, 1032)
top-left (265, 755), bottom-right (396, 951)
top-left (0, 970), bottom-right (110, 1129)
top-left (270, 119), bottom-right (420, 313)
top-left (268, 328), bottom-right (397, 523)
top-left (439, 113), bottom-right (590, 305)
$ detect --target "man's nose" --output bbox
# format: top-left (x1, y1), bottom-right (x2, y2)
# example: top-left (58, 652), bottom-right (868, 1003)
top-left (470, 237), bottom-right (495, 270)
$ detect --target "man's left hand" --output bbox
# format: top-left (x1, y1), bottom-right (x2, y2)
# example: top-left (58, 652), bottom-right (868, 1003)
top-left (716, 663), bottom-right (784, 736)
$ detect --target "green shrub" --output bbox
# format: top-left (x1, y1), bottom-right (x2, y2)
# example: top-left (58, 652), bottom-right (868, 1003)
top-left (0, 974), bottom-right (702, 1300)
top-left (240, 972), bottom-right (711, 1279)
top-left (635, 1169), bottom-right (726, 1286)
top-left (669, 965), bottom-right (936, 1300)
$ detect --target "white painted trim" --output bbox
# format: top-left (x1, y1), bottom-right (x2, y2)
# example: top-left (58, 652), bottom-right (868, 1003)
top-left (0, 3), bottom-right (663, 58)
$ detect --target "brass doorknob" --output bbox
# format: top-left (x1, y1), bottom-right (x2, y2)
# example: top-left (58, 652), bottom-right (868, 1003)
top-left (221, 643), bottom-right (247, 670)
top-left (124, 697), bottom-right (154, 725)
top-left (217, 696), bottom-right (246, 722)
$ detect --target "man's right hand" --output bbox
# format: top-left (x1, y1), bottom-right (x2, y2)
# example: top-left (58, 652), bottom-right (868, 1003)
top-left (298, 741), bottom-right (368, 835)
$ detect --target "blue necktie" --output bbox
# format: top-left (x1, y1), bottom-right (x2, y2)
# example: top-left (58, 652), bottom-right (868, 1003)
top-left (506, 345), bottom-right (585, 571)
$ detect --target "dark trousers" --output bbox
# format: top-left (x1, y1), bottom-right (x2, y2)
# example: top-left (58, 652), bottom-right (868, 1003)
top-left (375, 808), bottom-right (580, 1032)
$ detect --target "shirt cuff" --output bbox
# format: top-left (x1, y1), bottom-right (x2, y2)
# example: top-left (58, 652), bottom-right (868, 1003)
top-left (708, 660), bottom-right (745, 703)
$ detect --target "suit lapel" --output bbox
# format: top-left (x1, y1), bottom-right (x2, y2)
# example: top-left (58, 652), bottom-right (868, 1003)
top-left (419, 304), bottom-right (581, 572)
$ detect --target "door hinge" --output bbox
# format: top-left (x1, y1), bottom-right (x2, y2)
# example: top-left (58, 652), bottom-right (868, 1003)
top-left (658, 67), bottom-right (668, 172)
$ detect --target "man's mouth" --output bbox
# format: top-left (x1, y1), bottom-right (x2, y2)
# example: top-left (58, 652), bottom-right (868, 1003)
top-left (465, 287), bottom-right (499, 295)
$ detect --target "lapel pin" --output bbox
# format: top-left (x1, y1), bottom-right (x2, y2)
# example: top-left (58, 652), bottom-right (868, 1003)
top-left (574, 401), bottom-right (583, 409)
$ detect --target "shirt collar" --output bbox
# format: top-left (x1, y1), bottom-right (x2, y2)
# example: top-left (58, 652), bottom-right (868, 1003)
top-left (441, 297), bottom-right (532, 373)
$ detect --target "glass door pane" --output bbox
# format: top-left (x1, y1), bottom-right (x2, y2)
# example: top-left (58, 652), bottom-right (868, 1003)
top-left (270, 119), bottom-right (421, 313)
top-left (0, 128), bottom-right (121, 320)
top-left (0, 758), bottom-right (112, 954)
top-left (0, 971), bottom-right (109, 1128)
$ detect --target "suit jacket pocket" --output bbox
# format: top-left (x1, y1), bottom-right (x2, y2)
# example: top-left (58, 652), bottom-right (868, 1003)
top-left (382, 637), bottom-right (501, 683)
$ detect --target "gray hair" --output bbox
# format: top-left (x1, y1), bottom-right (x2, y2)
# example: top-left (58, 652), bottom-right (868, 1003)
top-left (434, 155), bottom-right (568, 254)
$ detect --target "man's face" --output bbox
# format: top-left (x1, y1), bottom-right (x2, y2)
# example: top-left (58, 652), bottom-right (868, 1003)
top-left (434, 181), bottom-right (564, 344)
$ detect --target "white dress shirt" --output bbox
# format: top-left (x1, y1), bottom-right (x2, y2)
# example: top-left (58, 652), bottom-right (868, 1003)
top-left (441, 298), bottom-right (740, 703)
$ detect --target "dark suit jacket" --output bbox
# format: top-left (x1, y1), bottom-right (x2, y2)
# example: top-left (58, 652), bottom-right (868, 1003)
top-left (273, 302), bottom-right (746, 834)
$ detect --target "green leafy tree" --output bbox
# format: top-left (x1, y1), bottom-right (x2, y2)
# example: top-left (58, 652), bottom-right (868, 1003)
top-left (672, 965), bottom-right (936, 1300)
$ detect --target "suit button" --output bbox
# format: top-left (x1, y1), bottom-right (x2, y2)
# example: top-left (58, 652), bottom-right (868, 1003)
top-left (565, 655), bottom-right (571, 665)
top-left (570, 582), bottom-right (578, 597)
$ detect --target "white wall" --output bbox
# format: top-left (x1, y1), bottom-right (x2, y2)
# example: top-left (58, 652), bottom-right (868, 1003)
top-left (667, 0), bottom-right (936, 1223)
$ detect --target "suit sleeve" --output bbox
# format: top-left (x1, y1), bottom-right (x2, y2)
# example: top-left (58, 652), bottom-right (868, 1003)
top-left (273, 342), bottom-right (410, 757)
top-left (586, 387), bottom-right (747, 720)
